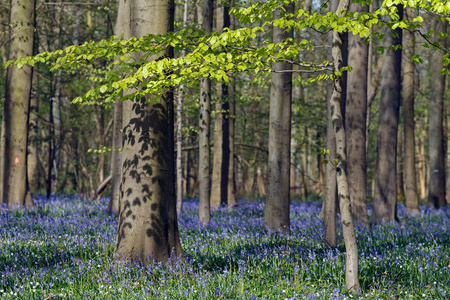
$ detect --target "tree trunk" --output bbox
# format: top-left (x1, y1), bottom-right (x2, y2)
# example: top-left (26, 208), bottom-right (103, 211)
top-left (176, 0), bottom-right (189, 213)
top-left (198, 0), bottom-right (213, 225)
top-left (27, 76), bottom-right (39, 191)
top-left (108, 0), bottom-right (124, 213)
top-left (263, 3), bottom-right (293, 233)
top-left (323, 0), bottom-right (338, 247)
top-left (113, 0), bottom-right (183, 264)
top-left (331, 0), bottom-right (360, 292)
top-left (427, 19), bottom-right (447, 209)
top-left (345, 0), bottom-right (369, 226)
top-left (373, 6), bottom-right (403, 223)
top-left (2, 0), bottom-right (35, 207)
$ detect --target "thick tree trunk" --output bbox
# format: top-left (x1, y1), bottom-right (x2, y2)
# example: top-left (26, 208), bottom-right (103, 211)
top-left (373, 6), bottom-right (403, 223)
top-left (428, 19), bottom-right (447, 208)
top-left (345, 1), bottom-right (368, 226)
top-left (263, 3), bottom-right (293, 233)
top-left (0, 121), bottom-right (5, 203)
top-left (113, 0), bottom-right (183, 264)
top-left (2, 0), bottom-right (35, 207)
top-left (198, 0), bottom-right (213, 225)
top-left (331, 0), bottom-right (360, 292)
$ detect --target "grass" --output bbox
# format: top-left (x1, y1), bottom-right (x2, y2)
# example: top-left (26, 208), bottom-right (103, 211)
top-left (0, 196), bottom-right (449, 299)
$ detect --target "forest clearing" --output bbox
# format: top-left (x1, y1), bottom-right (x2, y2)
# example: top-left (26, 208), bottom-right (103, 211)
top-left (0, 197), bottom-right (448, 299)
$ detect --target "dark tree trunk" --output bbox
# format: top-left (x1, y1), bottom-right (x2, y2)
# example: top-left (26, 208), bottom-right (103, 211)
top-left (373, 6), bottom-right (403, 223)
top-left (263, 3), bottom-right (294, 233)
top-left (345, 1), bottom-right (369, 226)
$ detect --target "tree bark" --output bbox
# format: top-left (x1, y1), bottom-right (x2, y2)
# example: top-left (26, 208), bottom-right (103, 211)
top-left (175, 0), bottom-right (189, 213)
top-left (2, 0), bottom-right (35, 207)
top-left (210, 3), bottom-right (230, 209)
top-left (323, 0), bottom-right (338, 247)
top-left (427, 19), bottom-right (447, 209)
top-left (113, 0), bottom-right (183, 264)
top-left (198, 0), bottom-right (213, 225)
top-left (263, 3), bottom-right (293, 233)
top-left (345, 0), bottom-right (369, 226)
top-left (27, 78), bottom-right (39, 191)
top-left (373, 6), bottom-right (403, 223)
top-left (331, 0), bottom-right (360, 292)
top-left (109, 0), bottom-right (124, 213)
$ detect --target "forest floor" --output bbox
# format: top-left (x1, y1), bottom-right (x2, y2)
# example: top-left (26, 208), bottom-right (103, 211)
top-left (0, 196), bottom-right (449, 299)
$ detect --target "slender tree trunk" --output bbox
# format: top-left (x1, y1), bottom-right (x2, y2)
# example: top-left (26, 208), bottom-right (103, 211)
top-left (227, 0), bottom-right (236, 208)
top-left (397, 126), bottom-right (405, 202)
top-left (418, 127), bottom-right (427, 200)
top-left (331, 0), bottom-right (360, 292)
top-left (113, 0), bottom-right (183, 264)
top-left (345, 0), bottom-right (369, 226)
top-left (176, 0), bottom-right (189, 213)
top-left (263, 3), bottom-right (293, 233)
top-left (323, 0), bottom-right (338, 247)
top-left (2, 0), bottom-right (35, 207)
top-left (27, 82), bottom-right (39, 191)
top-left (428, 19), bottom-right (447, 208)
top-left (108, 0), bottom-right (124, 213)
top-left (52, 70), bottom-right (62, 193)
top-left (198, 0), bottom-right (213, 225)
top-left (373, 6), bottom-right (403, 223)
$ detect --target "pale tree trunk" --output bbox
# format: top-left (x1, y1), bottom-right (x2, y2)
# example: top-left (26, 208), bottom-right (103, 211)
top-left (113, 0), bottom-right (183, 264)
top-left (263, 3), bottom-right (293, 233)
top-left (2, 0), bottom-right (35, 207)
top-left (108, 0), bottom-right (124, 213)
top-left (418, 126), bottom-right (427, 199)
top-left (397, 126), bottom-right (405, 202)
top-left (176, 0), bottom-right (188, 213)
top-left (323, 0), bottom-right (337, 247)
top-left (331, 0), bottom-right (360, 292)
top-left (373, 6), bottom-right (403, 223)
top-left (198, 0), bottom-right (213, 225)
top-left (428, 19), bottom-right (447, 209)
top-left (345, 0), bottom-right (368, 226)
top-left (51, 70), bottom-right (62, 193)
top-left (301, 127), bottom-right (308, 199)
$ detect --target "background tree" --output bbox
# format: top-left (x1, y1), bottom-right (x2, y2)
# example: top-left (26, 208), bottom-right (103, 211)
top-left (402, 6), bottom-right (420, 215)
top-left (263, 3), bottom-right (294, 232)
top-left (2, 0), bottom-right (35, 207)
top-left (373, 5), bottom-right (403, 223)
top-left (198, 0), bottom-right (213, 224)
top-left (427, 17), bottom-right (447, 209)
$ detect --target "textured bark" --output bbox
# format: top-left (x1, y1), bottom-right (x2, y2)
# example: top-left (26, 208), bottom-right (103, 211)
top-left (113, 0), bottom-right (183, 264)
top-left (397, 129), bottom-right (405, 202)
top-left (418, 127), bottom-right (427, 199)
top-left (373, 7), bottom-right (403, 223)
top-left (263, 3), bottom-right (293, 233)
top-left (428, 19), bottom-right (447, 208)
top-left (331, 0), bottom-right (360, 292)
top-left (0, 121), bottom-right (5, 204)
top-left (109, 0), bottom-right (124, 213)
top-left (345, 1), bottom-right (368, 226)
top-left (2, 0), bottom-right (35, 207)
top-left (198, 0), bottom-right (213, 225)
top-left (323, 0), bottom-right (338, 247)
